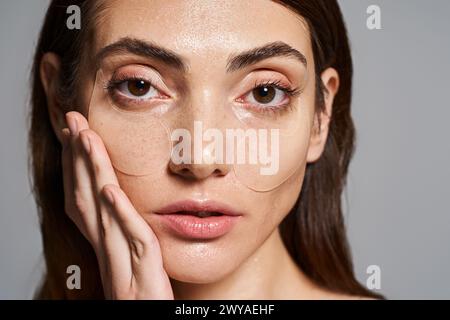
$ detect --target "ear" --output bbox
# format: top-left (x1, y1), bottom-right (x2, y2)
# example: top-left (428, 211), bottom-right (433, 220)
top-left (40, 52), bottom-right (65, 143)
top-left (306, 67), bottom-right (340, 163)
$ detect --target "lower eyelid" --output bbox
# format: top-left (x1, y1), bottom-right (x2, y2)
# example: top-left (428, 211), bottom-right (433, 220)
top-left (111, 88), bottom-right (170, 107)
top-left (243, 102), bottom-right (292, 116)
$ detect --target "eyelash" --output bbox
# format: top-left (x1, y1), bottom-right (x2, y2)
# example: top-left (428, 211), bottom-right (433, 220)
top-left (254, 79), bottom-right (302, 96)
top-left (242, 79), bottom-right (302, 115)
top-left (104, 74), bottom-right (161, 104)
top-left (104, 76), bottom-right (302, 115)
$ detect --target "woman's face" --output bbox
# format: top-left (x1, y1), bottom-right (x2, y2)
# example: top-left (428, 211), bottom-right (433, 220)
top-left (79, 0), bottom-right (319, 283)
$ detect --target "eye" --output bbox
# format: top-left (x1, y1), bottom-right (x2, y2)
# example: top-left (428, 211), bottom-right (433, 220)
top-left (252, 86), bottom-right (277, 104)
top-left (242, 85), bottom-right (290, 108)
top-left (116, 79), bottom-right (159, 100)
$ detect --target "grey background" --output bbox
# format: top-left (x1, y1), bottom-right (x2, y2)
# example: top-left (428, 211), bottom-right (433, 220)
top-left (0, 0), bottom-right (449, 299)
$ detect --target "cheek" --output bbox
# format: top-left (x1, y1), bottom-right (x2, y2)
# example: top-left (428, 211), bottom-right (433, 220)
top-left (116, 173), bottom-right (171, 214)
top-left (256, 163), bottom-right (306, 233)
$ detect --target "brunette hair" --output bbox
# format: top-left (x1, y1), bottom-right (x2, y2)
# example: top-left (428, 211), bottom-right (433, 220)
top-left (30, 0), bottom-right (382, 299)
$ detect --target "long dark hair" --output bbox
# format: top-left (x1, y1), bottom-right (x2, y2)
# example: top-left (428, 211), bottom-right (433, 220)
top-left (30, 0), bottom-right (382, 299)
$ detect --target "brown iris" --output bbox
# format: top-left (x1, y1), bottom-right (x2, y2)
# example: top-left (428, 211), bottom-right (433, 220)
top-left (127, 80), bottom-right (151, 96)
top-left (252, 86), bottom-right (276, 104)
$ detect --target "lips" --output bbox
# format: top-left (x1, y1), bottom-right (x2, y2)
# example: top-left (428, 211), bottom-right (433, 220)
top-left (174, 211), bottom-right (223, 217)
top-left (154, 200), bottom-right (243, 240)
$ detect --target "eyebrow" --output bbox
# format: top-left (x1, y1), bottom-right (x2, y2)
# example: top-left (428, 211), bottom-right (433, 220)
top-left (95, 37), bottom-right (307, 73)
top-left (94, 37), bottom-right (187, 72)
top-left (226, 41), bottom-right (307, 72)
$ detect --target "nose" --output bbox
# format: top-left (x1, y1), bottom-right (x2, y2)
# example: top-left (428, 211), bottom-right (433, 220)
top-left (168, 82), bottom-right (233, 180)
top-left (168, 121), bottom-right (232, 180)
top-left (169, 156), bottom-right (231, 180)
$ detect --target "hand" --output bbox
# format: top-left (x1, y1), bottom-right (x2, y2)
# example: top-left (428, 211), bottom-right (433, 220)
top-left (61, 111), bottom-right (174, 299)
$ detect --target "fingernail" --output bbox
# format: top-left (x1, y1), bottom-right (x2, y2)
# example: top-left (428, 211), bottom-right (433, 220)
top-left (66, 113), bottom-right (78, 136)
top-left (80, 132), bottom-right (91, 154)
top-left (103, 188), bottom-right (115, 205)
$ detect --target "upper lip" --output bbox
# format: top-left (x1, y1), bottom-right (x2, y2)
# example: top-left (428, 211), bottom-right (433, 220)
top-left (155, 200), bottom-right (243, 216)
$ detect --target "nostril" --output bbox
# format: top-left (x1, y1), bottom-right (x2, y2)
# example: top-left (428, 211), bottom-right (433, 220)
top-left (178, 167), bottom-right (196, 180)
top-left (213, 168), bottom-right (224, 176)
top-left (180, 168), bottom-right (190, 173)
top-left (169, 160), bottom-right (230, 180)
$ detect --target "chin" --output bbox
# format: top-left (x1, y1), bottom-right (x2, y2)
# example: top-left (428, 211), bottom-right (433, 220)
top-left (161, 243), bottom-right (239, 284)
top-left (158, 236), bottom-right (245, 284)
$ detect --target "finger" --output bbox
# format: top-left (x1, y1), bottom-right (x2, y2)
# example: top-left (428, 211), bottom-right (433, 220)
top-left (66, 111), bottom-right (100, 248)
top-left (66, 111), bottom-right (117, 293)
top-left (78, 128), bottom-right (126, 282)
top-left (61, 127), bottom-right (82, 228)
top-left (78, 128), bottom-right (119, 191)
top-left (78, 127), bottom-right (124, 267)
top-left (61, 127), bottom-right (73, 206)
top-left (102, 185), bottom-right (173, 299)
top-left (75, 124), bottom-right (133, 297)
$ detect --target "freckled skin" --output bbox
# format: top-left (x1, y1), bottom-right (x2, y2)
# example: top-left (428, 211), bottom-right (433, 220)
top-left (74, 0), bottom-right (345, 299)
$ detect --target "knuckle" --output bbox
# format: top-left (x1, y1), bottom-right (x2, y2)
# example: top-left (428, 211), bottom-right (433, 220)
top-left (73, 190), bottom-right (88, 213)
top-left (93, 161), bottom-right (102, 175)
top-left (130, 238), bottom-right (147, 262)
top-left (99, 211), bottom-right (111, 235)
top-left (79, 128), bottom-right (92, 139)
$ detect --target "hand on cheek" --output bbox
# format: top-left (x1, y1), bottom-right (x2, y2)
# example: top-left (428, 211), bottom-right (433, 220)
top-left (62, 111), bottom-right (173, 299)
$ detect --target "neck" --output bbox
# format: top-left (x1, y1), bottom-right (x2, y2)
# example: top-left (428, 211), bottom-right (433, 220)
top-left (170, 227), bottom-right (319, 299)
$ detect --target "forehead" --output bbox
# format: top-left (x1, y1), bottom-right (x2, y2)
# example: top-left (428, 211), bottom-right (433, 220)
top-left (93, 0), bottom-right (311, 63)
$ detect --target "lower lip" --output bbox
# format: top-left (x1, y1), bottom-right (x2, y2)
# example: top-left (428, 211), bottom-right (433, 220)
top-left (157, 214), bottom-right (241, 240)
